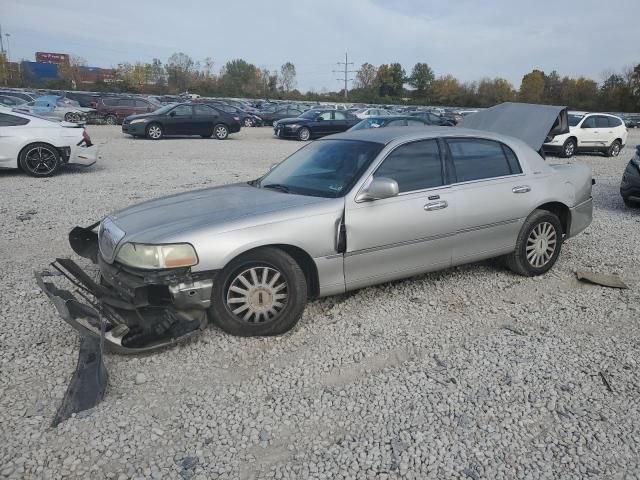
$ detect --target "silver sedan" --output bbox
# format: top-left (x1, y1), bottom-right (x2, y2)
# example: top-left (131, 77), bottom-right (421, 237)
top-left (38, 116), bottom-right (593, 353)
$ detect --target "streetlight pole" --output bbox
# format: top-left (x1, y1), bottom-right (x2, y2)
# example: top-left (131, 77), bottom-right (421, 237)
top-left (5, 33), bottom-right (10, 62)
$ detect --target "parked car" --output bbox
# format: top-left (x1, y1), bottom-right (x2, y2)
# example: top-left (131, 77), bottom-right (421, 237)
top-left (543, 112), bottom-right (627, 158)
top-left (36, 104), bottom-right (593, 353)
top-left (349, 116), bottom-right (430, 131)
top-left (353, 108), bottom-right (392, 119)
top-left (64, 92), bottom-right (101, 108)
top-left (0, 107), bottom-right (97, 177)
top-left (441, 111), bottom-right (463, 125)
top-left (206, 102), bottom-right (263, 127)
top-left (17, 95), bottom-right (96, 123)
top-left (95, 96), bottom-right (159, 125)
top-left (408, 111), bottom-right (456, 126)
top-left (260, 107), bottom-right (304, 127)
top-left (0, 94), bottom-right (27, 107)
top-left (620, 145), bottom-right (640, 207)
top-left (274, 109), bottom-right (360, 140)
top-left (623, 114), bottom-right (640, 128)
top-left (121, 103), bottom-right (241, 140)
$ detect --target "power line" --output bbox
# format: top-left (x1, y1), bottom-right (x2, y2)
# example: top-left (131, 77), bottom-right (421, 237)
top-left (332, 52), bottom-right (357, 99)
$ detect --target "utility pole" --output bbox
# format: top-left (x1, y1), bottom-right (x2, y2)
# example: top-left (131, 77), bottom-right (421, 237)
top-left (0, 25), bottom-right (6, 86)
top-left (333, 52), bottom-right (356, 99)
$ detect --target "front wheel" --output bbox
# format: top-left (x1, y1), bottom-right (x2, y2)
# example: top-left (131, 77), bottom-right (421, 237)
top-left (209, 248), bottom-right (307, 337)
top-left (146, 123), bottom-right (163, 140)
top-left (606, 140), bottom-right (621, 157)
top-left (298, 127), bottom-right (311, 141)
top-left (19, 143), bottom-right (61, 177)
top-left (562, 138), bottom-right (576, 158)
top-left (214, 124), bottom-right (229, 140)
top-left (505, 209), bottom-right (563, 276)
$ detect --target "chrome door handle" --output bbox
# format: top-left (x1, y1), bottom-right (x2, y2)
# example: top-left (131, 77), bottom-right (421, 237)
top-left (512, 185), bottom-right (531, 194)
top-left (424, 200), bottom-right (448, 211)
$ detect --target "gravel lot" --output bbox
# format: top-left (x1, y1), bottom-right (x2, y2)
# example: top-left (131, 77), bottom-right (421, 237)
top-left (1, 126), bottom-right (639, 480)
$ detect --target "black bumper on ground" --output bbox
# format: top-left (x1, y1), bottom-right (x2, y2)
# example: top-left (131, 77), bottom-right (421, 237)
top-left (620, 161), bottom-right (640, 201)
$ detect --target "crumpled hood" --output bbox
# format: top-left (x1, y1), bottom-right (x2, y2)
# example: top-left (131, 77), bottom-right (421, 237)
top-left (108, 183), bottom-right (333, 245)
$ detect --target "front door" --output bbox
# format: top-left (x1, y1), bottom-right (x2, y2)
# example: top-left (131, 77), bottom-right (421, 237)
top-left (344, 139), bottom-right (455, 289)
top-left (314, 111), bottom-right (335, 135)
top-left (164, 104), bottom-right (194, 135)
top-left (578, 115), bottom-right (609, 149)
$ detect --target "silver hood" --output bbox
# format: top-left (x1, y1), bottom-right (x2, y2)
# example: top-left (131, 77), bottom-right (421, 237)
top-left (459, 102), bottom-right (569, 151)
top-left (102, 183), bottom-right (335, 256)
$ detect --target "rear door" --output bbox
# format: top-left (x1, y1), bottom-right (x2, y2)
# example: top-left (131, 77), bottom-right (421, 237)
top-left (315, 111), bottom-right (335, 135)
top-left (117, 98), bottom-right (136, 120)
top-left (193, 104), bottom-right (219, 134)
top-left (135, 99), bottom-right (155, 114)
top-left (332, 111), bottom-right (351, 133)
top-left (445, 138), bottom-right (534, 264)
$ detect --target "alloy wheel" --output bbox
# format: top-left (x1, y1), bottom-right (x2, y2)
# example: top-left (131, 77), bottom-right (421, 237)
top-left (24, 146), bottom-right (57, 175)
top-left (611, 143), bottom-right (621, 156)
top-left (215, 125), bottom-right (228, 139)
top-left (526, 222), bottom-right (557, 268)
top-left (244, 118), bottom-right (253, 127)
top-left (226, 266), bottom-right (288, 324)
top-left (148, 125), bottom-right (162, 139)
top-left (299, 128), bottom-right (310, 141)
top-left (564, 142), bottom-right (575, 156)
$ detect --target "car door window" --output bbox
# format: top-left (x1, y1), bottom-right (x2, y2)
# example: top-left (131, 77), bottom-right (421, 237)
top-left (608, 116), bottom-right (622, 127)
top-left (194, 104), bottom-right (214, 116)
top-left (319, 112), bottom-right (333, 121)
top-left (374, 139), bottom-right (443, 192)
top-left (334, 111), bottom-right (347, 120)
top-left (120, 99), bottom-right (136, 107)
top-left (581, 116), bottom-right (596, 128)
top-left (135, 100), bottom-right (149, 108)
top-left (386, 119), bottom-right (407, 127)
top-left (407, 119), bottom-right (425, 127)
top-left (447, 138), bottom-right (519, 183)
top-left (171, 105), bottom-right (193, 116)
top-left (0, 113), bottom-right (30, 126)
top-left (595, 116), bottom-right (609, 128)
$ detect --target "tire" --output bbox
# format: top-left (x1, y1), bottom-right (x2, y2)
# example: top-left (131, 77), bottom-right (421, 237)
top-left (64, 112), bottom-right (80, 123)
top-left (214, 124), bottom-right (229, 140)
top-left (209, 247), bottom-right (308, 337)
top-left (623, 197), bottom-right (639, 208)
top-left (561, 138), bottom-right (576, 158)
top-left (146, 123), bottom-right (163, 140)
top-left (19, 143), bottom-right (61, 177)
top-left (505, 209), bottom-right (563, 276)
top-left (243, 118), bottom-right (253, 127)
top-left (104, 114), bottom-right (118, 125)
top-left (606, 140), bottom-right (622, 157)
top-left (298, 127), bottom-right (311, 141)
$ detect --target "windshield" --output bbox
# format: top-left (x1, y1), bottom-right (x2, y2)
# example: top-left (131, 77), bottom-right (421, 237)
top-left (349, 118), bottom-right (386, 131)
top-left (259, 139), bottom-right (383, 198)
top-left (568, 114), bottom-right (584, 127)
top-left (299, 110), bottom-right (322, 119)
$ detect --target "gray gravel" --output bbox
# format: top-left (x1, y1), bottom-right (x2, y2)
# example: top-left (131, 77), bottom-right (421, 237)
top-left (1, 126), bottom-right (639, 479)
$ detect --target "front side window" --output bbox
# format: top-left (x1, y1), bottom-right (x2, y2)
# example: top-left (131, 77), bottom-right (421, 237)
top-left (259, 140), bottom-right (383, 198)
top-left (171, 105), bottom-right (192, 116)
top-left (447, 138), bottom-right (518, 183)
top-left (374, 139), bottom-right (443, 193)
top-left (581, 116), bottom-right (596, 128)
top-left (568, 114), bottom-right (584, 126)
top-left (318, 112), bottom-right (333, 121)
top-left (386, 119), bottom-right (407, 127)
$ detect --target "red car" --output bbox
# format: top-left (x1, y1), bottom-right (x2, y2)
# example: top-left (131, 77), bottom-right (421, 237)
top-left (95, 97), bottom-right (159, 125)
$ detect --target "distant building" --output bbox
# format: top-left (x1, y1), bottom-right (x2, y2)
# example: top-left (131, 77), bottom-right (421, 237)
top-left (22, 61), bottom-right (59, 80)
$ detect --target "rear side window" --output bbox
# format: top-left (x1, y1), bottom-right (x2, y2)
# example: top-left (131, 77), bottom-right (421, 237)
top-left (194, 104), bottom-right (213, 115)
top-left (447, 138), bottom-right (520, 183)
top-left (608, 116), bottom-right (622, 127)
top-left (0, 113), bottom-right (29, 126)
top-left (120, 99), bottom-right (136, 107)
top-left (135, 100), bottom-right (149, 108)
top-left (595, 116), bottom-right (609, 128)
top-left (374, 139), bottom-right (443, 192)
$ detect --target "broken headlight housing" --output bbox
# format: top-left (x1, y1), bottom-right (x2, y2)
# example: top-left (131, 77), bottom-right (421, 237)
top-left (116, 243), bottom-right (198, 270)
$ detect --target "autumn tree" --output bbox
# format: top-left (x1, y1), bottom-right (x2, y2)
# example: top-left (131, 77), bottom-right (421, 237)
top-left (353, 63), bottom-right (377, 89)
top-left (477, 78), bottom-right (515, 106)
top-left (279, 62), bottom-right (297, 92)
top-left (165, 52), bottom-right (194, 91)
top-left (519, 69), bottom-right (545, 103)
top-left (432, 75), bottom-right (463, 105)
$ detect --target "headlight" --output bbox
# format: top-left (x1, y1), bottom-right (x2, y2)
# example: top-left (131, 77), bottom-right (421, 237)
top-left (130, 119), bottom-right (147, 124)
top-left (116, 243), bottom-right (198, 269)
top-left (286, 124), bottom-right (299, 129)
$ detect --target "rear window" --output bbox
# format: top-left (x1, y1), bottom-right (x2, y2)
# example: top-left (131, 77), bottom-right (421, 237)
top-left (447, 138), bottom-right (521, 183)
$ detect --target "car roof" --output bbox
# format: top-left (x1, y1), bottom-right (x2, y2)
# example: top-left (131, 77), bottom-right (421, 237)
top-left (325, 126), bottom-right (509, 145)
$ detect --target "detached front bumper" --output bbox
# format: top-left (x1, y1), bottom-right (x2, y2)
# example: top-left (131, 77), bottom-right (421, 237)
top-left (36, 226), bottom-right (216, 354)
top-left (69, 144), bottom-right (99, 167)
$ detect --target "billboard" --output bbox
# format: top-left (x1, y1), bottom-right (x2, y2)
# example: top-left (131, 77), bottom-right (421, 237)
top-left (35, 52), bottom-right (69, 65)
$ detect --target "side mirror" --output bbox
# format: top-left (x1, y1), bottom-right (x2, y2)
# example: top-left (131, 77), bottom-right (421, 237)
top-left (169, 111), bottom-right (176, 117)
top-left (356, 177), bottom-right (399, 202)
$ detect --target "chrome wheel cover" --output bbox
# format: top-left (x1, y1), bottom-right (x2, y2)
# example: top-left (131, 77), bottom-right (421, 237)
top-left (216, 125), bottom-right (228, 138)
top-left (226, 266), bottom-right (288, 324)
top-left (611, 143), bottom-right (620, 156)
top-left (526, 221), bottom-right (557, 268)
top-left (148, 125), bottom-right (162, 139)
top-left (24, 146), bottom-right (57, 175)
top-left (565, 142), bottom-right (575, 156)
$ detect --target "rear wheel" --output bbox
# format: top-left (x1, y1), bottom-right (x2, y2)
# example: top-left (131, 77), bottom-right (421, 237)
top-left (104, 114), bottom-right (118, 125)
top-left (243, 118), bottom-right (253, 127)
top-left (64, 112), bottom-right (81, 123)
top-left (606, 140), bottom-right (621, 157)
top-left (214, 124), bottom-right (229, 140)
top-left (505, 209), bottom-right (563, 276)
top-left (298, 127), bottom-right (311, 141)
top-left (146, 123), bottom-right (163, 140)
top-left (562, 138), bottom-right (576, 158)
top-left (210, 248), bottom-right (307, 337)
top-left (19, 143), bottom-right (61, 177)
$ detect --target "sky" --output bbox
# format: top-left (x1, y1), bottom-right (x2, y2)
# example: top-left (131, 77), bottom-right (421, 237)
top-left (2, 0), bottom-right (639, 92)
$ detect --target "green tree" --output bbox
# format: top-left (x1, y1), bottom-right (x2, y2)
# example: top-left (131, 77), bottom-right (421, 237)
top-left (165, 52), bottom-right (194, 91)
top-left (219, 59), bottom-right (259, 95)
top-left (519, 69), bottom-right (545, 103)
top-left (389, 63), bottom-right (405, 97)
top-left (408, 62), bottom-right (435, 100)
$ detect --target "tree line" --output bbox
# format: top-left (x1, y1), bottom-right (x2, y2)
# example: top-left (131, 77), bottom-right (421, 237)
top-left (9, 52), bottom-right (640, 112)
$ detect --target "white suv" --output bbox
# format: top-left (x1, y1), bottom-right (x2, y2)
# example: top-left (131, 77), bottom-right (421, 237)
top-left (544, 111), bottom-right (627, 158)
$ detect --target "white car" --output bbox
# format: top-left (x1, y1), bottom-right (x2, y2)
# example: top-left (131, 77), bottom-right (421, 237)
top-left (354, 108), bottom-right (392, 119)
top-left (543, 111), bottom-right (627, 158)
top-left (0, 107), bottom-right (98, 177)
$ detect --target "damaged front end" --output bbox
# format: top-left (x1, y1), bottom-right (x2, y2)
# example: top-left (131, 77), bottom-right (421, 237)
top-left (37, 224), bottom-right (216, 354)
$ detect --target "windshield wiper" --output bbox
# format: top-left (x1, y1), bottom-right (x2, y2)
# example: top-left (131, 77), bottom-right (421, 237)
top-left (262, 183), bottom-right (290, 193)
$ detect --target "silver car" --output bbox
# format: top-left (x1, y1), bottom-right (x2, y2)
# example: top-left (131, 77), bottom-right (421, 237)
top-left (38, 104), bottom-right (593, 353)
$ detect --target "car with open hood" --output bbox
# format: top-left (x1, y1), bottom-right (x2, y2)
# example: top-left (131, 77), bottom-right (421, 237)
top-left (37, 102), bottom-right (593, 354)
top-left (274, 109), bottom-right (360, 141)
top-left (17, 95), bottom-right (96, 123)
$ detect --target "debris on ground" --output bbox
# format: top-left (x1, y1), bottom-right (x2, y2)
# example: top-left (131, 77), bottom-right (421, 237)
top-left (576, 269), bottom-right (629, 289)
